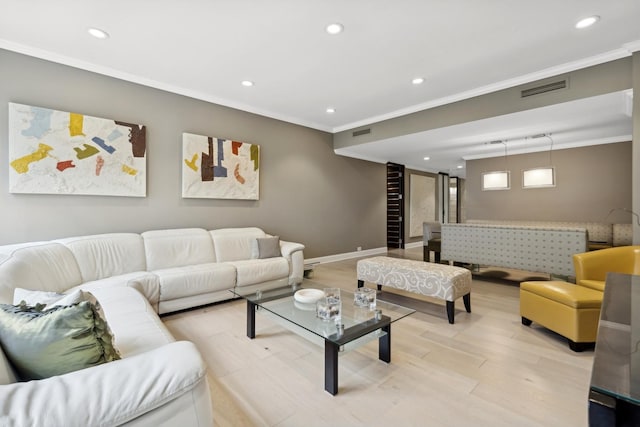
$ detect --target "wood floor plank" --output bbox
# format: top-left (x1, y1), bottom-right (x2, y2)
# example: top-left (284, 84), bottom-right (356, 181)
top-left (163, 247), bottom-right (594, 426)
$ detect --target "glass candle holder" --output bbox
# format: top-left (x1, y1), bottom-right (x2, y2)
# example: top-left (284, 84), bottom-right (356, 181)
top-left (316, 296), bottom-right (341, 322)
top-left (323, 288), bottom-right (341, 305)
top-left (354, 287), bottom-right (376, 309)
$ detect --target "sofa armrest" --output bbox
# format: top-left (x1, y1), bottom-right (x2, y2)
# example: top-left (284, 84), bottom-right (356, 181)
top-left (280, 240), bottom-right (305, 285)
top-left (280, 240), bottom-right (304, 258)
top-left (0, 341), bottom-right (211, 427)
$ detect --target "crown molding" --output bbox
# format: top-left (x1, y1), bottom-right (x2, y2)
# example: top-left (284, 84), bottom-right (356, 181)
top-left (623, 40), bottom-right (640, 53)
top-left (0, 39), bottom-right (335, 133)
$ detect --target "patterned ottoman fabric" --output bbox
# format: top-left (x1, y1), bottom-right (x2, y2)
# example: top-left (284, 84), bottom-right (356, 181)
top-left (356, 256), bottom-right (471, 302)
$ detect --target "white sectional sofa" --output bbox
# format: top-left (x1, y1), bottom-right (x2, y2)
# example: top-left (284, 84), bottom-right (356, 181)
top-left (0, 227), bottom-right (305, 314)
top-left (0, 227), bottom-right (305, 426)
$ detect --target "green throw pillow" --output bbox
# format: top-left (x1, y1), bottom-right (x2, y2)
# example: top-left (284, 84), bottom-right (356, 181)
top-left (0, 299), bottom-right (120, 381)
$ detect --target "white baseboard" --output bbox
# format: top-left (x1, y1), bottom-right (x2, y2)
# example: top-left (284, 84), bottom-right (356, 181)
top-left (305, 246), bottom-right (387, 265)
top-left (405, 241), bottom-right (423, 249)
top-left (305, 241), bottom-right (423, 265)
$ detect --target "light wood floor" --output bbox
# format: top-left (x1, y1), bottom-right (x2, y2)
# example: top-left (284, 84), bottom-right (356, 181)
top-left (163, 247), bottom-right (593, 427)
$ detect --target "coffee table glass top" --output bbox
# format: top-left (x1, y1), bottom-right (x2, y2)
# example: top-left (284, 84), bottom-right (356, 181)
top-left (231, 285), bottom-right (415, 345)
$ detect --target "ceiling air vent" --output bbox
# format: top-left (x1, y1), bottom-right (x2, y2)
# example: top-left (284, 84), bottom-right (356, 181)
top-left (521, 79), bottom-right (568, 98)
top-left (352, 128), bottom-right (371, 137)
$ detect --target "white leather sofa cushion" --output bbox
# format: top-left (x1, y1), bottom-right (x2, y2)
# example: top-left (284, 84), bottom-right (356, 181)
top-left (123, 378), bottom-right (212, 427)
top-left (0, 243), bottom-right (82, 304)
top-left (66, 271), bottom-right (161, 312)
top-left (0, 241), bottom-right (48, 263)
top-left (142, 228), bottom-right (216, 270)
top-left (158, 290), bottom-right (234, 315)
top-left (57, 233), bottom-right (147, 281)
top-left (154, 263), bottom-right (237, 301)
top-left (210, 227), bottom-right (266, 262)
top-left (88, 286), bottom-right (174, 357)
top-left (0, 341), bottom-right (210, 427)
top-left (230, 258), bottom-right (290, 287)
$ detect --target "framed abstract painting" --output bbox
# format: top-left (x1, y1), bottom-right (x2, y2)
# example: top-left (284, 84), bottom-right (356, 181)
top-left (8, 102), bottom-right (146, 197)
top-left (182, 132), bottom-right (260, 200)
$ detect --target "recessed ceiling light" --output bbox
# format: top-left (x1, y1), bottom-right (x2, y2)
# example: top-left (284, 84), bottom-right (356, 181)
top-left (326, 107), bottom-right (336, 114)
top-left (326, 23), bottom-right (344, 35)
top-left (423, 156), bottom-right (430, 161)
top-left (241, 80), bottom-right (254, 87)
top-left (457, 165), bottom-right (464, 169)
top-left (412, 77), bottom-right (425, 85)
top-left (87, 27), bottom-right (110, 39)
top-left (575, 15), bottom-right (600, 29)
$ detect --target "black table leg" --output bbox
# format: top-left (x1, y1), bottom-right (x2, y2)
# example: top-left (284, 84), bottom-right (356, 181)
top-left (379, 324), bottom-right (391, 363)
top-left (325, 340), bottom-right (339, 395)
top-left (247, 300), bottom-right (256, 339)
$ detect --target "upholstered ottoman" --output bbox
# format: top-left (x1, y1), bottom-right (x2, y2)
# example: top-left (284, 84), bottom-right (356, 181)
top-left (520, 281), bottom-right (602, 352)
top-left (357, 256), bottom-right (471, 324)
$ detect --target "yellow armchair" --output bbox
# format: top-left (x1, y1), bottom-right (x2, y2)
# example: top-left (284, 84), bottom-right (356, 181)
top-left (573, 245), bottom-right (640, 292)
top-left (520, 245), bottom-right (640, 352)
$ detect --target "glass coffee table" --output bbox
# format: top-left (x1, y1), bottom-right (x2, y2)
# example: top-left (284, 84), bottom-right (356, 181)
top-left (231, 285), bottom-right (415, 395)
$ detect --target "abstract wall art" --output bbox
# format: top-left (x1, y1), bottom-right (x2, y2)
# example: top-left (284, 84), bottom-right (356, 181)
top-left (182, 132), bottom-right (260, 200)
top-left (8, 103), bottom-right (146, 197)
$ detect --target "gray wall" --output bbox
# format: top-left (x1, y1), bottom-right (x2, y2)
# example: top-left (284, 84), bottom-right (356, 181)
top-left (465, 142), bottom-right (632, 223)
top-left (0, 49), bottom-right (386, 258)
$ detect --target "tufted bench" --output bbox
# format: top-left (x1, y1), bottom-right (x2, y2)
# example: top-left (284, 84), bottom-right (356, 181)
top-left (520, 280), bottom-right (602, 352)
top-left (356, 256), bottom-right (472, 324)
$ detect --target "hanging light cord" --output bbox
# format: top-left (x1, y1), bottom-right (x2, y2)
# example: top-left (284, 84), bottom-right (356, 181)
top-left (501, 141), bottom-right (508, 170)
top-left (546, 134), bottom-right (554, 165)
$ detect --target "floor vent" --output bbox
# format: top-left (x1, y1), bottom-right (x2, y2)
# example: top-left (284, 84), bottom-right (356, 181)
top-left (521, 79), bottom-right (568, 98)
top-left (352, 128), bottom-right (371, 137)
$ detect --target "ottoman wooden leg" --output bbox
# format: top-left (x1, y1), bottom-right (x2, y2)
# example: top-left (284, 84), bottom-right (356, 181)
top-left (357, 280), bottom-right (364, 288)
top-left (377, 284), bottom-right (382, 291)
top-left (446, 301), bottom-right (455, 324)
top-left (521, 317), bottom-right (532, 326)
top-left (463, 293), bottom-right (471, 313)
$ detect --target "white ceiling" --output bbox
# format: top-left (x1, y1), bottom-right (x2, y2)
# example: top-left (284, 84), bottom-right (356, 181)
top-left (1, 1), bottom-right (639, 176)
